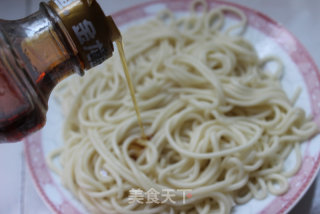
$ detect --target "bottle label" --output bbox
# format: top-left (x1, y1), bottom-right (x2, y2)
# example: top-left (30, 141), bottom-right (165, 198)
top-left (72, 19), bottom-right (96, 45)
top-left (72, 19), bottom-right (107, 67)
top-left (83, 40), bottom-right (107, 67)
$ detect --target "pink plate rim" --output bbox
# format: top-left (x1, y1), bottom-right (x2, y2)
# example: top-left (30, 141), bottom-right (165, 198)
top-left (24, 0), bottom-right (320, 213)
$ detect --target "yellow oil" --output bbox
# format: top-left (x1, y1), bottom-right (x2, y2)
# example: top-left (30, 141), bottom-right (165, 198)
top-left (116, 39), bottom-right (147, 140)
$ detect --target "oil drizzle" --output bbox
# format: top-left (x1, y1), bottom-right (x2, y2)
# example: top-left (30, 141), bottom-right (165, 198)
top-left (116, 39), bottom-right (146, 139)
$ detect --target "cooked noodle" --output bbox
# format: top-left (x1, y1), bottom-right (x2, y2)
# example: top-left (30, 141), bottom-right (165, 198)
top-left (47, 2), bottom-right (318, 214)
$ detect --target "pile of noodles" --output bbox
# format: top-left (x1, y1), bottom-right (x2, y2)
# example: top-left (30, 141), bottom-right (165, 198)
top-left (48, 2), bottom-right (318, 214)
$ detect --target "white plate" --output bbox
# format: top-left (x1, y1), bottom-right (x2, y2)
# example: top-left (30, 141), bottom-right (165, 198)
top-left (24, 0), bottom-right (320, 213)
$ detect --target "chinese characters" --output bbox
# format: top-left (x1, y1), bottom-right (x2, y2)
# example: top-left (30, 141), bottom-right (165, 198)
top-left (72, 19), bottom-right (96, 45)
top-left (84, 40), bottom-right (107, 67)
top-left (128, 188), bottom-right (192, 205)
top-left (72, 19), bottom-right (107, 67)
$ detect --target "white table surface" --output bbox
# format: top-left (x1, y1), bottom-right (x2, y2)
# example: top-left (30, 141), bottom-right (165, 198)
top-left (0, 0), bottom-right (319, 213)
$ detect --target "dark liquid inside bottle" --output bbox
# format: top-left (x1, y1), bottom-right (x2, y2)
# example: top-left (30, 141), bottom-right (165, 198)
top-left (0, 59), bottom-right (45, 142)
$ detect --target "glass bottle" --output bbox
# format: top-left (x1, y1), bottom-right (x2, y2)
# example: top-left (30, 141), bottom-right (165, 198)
top-left (0, 0), bottom-right (121, 142)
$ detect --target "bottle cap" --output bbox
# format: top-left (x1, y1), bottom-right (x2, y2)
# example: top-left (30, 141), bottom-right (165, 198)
top-left (48, 0), bottom-right (121, 71)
